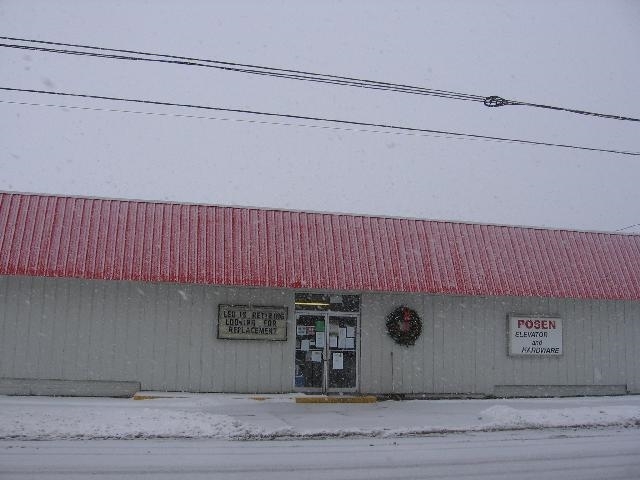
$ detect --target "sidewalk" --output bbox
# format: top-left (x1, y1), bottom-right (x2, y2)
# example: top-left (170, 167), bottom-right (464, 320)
top-left (1, 393), bottom-right (639, 440)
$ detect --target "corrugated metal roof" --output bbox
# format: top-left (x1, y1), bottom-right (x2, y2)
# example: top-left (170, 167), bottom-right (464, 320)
top-left (1, 192), bottom-right (639, 299)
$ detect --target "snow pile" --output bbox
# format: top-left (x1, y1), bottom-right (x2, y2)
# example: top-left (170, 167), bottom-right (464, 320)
top-left (0, 406), bottom-right (250, 440)
top-left (1, 395), bottom-right (639, 440)
top-left (480, 404), bottom-right (640, 430)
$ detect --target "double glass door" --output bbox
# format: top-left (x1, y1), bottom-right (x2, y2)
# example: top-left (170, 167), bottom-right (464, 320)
top-left (294, 312), bottom-right (359, 392)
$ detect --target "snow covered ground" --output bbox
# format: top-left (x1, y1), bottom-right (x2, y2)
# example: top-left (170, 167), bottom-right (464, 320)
top-left (2, 429), bottom-right (640, 480)
top-left (1, 393), bottom-right (639, 440)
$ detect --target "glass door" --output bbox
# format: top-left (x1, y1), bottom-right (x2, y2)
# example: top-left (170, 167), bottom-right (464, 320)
top-left (294, 312), bottom-right (359, 392)
top-left (294, 313), bottom-right (326, 391)
top-left (327, 315), bottom-right (358, 391)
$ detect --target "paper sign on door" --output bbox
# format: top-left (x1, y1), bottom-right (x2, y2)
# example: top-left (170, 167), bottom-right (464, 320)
top-left (332, 352), bottom-right (344, 370)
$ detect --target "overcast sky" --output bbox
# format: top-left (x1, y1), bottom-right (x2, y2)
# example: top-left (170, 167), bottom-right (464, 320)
top-left (1, 0), bottom-right (639, 232)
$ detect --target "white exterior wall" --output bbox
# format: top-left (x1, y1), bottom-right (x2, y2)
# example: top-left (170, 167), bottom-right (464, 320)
top-left (360, 292), bottom-right (640, 395)
top-left (1, 275), bottom-right (639, 395)
top-left (0, 275), bottom-right (294, 393)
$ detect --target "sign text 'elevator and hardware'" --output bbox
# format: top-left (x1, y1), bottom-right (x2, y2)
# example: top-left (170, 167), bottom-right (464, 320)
top-left (508, 315), bottom-right (562, 356)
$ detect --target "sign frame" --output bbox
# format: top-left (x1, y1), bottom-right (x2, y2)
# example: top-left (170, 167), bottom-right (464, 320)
top-left (507, 314), bottom-right (563, 357)
top-left (217, 304), bottom-right (288, 341)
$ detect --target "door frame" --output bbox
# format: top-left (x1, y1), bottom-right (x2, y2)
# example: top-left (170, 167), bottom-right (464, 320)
top-left (293, 311), bottom-right (360, 393)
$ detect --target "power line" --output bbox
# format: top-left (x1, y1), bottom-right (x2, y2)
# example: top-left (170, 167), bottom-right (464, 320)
top-left (615, 223), bottom-right (640, 232)
top-left (1, 86), bottom-right (638, 156)
top-left (0, 99), bottom-right (521, 142)
top-left (0, 38), bottom-right (483, 102)
top-left (2, 35), bottom-right (639, 122)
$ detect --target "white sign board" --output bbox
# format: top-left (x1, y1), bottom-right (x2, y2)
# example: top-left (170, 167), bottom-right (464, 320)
top-left (218, 305), bottom-right (288, 341)
top-left (508, 315), bottom-right (562, 356)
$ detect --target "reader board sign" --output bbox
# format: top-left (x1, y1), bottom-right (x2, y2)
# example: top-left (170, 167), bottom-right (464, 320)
top-left (508, 315), bottom-right (562, 356)
top-left (218, 305), bottom-right (288, 341)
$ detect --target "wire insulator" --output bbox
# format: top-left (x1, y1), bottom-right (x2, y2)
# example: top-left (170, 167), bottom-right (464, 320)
top-left (484, 96), bottom-right (509, 107)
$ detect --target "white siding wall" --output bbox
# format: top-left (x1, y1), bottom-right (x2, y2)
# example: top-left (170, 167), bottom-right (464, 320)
top-left (1, 275), bottom-right (639, 394)
top-left (360, 292), bottom-right (640, 395)
top-left (0, 275), bottom-right (294, 393)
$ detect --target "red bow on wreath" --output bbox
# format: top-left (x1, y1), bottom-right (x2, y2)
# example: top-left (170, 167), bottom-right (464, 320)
top-left (400, 307), bottom-right (412, 332)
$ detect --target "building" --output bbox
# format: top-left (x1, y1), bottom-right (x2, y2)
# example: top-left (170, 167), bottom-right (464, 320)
top-left (1, 192), bottom-right (639, 397)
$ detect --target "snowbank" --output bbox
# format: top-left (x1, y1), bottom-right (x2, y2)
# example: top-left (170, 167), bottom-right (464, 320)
top-left (1, 394), bottom-right (638, 440)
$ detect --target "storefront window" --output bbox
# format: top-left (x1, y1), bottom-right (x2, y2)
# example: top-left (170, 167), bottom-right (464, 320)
top-left (294, 293), bottom-right (360, 312)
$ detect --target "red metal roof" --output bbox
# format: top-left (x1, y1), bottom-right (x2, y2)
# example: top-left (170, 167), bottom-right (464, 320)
top-left (1, 192), bottom-right (639, 299)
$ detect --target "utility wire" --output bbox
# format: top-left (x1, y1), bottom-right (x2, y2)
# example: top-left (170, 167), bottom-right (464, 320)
top-left (1, 86), bottom-right (638, 156)
top-left (0, 99), bottom-right (522, 142)
top-left (2, 36), bottom-right (639, 122)
top-left (615, 223), bottom-right (640, 232)
top-left (0, 38), bottom-right (483, 102)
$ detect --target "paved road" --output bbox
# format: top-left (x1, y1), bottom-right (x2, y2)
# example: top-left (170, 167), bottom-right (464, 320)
top-left (1, 428), bottom-right (639, 479)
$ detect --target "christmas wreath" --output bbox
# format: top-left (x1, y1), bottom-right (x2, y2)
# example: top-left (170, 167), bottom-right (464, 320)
top-left (386, 306), bottom-right (422, 346)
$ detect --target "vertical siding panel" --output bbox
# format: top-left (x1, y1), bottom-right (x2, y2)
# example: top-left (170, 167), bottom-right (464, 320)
top-left (73, 279), bottom-right (91, 380)
top-left (419, 295), bottom-right (431, 392)
top-left (151, 281), bottom-right (166, 390)
top-left (432, 294), bottom-right (445, 392)
top-left (625, 301), bottom-right (637, 391)
top-left (612, 300), bottom-right (625, 384)
top-left (21, 276), bottom-right (39, 378)
top-left (167, 284), bottom-right (181, 389)
top-left (595, 300), bottom-right (607, 384)
top-left (175, 285), bottom-right (190, 390)
top-left (138, 282), bottom-right (156, 389)
top-left (116, 281), bottom-right (133, 381)
top-left (436, 295), bottom-right (451, 391)
top-left (573, 299), bottom-right (587, 384)
top-left (60, 276), bottom-right (81, 379)
top-left (1, 275), bottom-right (20, 376)
top-left (197, 286), bottom-right (213, 391)
top-left (562, 298), bottom-right (574, 385)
